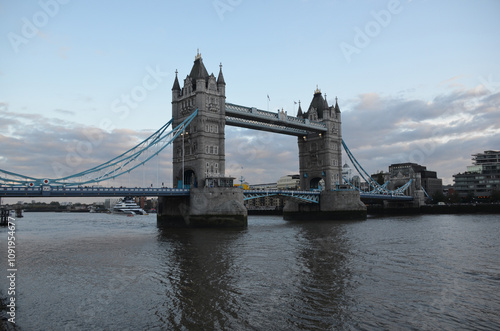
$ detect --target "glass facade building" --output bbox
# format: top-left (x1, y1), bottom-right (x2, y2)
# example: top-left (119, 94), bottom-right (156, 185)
top-left (453, 150), bottom-right (500, 198)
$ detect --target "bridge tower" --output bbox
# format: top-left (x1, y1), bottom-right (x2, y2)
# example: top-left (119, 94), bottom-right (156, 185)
top-left (284, 88), bottom-right (366, 221)
top-left (297, 88), bottom-right (343, 191)
top-left (159, 51), bottom-right (247, 227)
top-left (171, 50), bottom-right (226, 188)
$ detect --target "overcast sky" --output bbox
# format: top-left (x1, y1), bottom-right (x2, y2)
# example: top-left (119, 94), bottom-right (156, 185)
top-left (1, 0), bottom-right (499, 199)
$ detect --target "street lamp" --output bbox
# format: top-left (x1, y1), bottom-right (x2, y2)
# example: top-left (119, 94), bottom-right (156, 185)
top-left (181, 129), bottom-right (189, 188)
top-left (181, 130), bottom-right (185, 188)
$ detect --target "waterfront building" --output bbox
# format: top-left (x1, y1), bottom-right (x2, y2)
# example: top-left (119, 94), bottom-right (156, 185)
top-left (250, 182), bottom-right (277, 190)
top-left (388, 163), bottom-right (442, 197)
top-left (342, 163), bottom-right (352, 184)
top-left (276, 174), bottom-right (300, 190)
top-left (453, 150), bottom-right (500, 199)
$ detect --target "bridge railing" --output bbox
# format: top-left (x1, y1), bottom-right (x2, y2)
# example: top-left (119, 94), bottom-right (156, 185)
top-left (0, 186), bottom-right (190, 197)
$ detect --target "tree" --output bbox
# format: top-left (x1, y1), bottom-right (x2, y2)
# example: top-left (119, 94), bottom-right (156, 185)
top-left (491, 190), bottom-right (500, 203)
top-left (432, 191), bottom-right (445, 204)
top-left (463, 192), bottom-right (475, 203)
top-left (376, 172), bottom-right (385, 186)
top-left (446, 191), bottom-right (461, 204)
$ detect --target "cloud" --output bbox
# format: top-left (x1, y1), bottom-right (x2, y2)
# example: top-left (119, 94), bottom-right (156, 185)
top-left (1, 86), bottom-right (498, 188)
top-left (439, 75), bottom-right (466, 90)
top-left (58, 46), bottom-right (71, 59)
top-left (225, 128), bottom-right (299, 184)
top-left (0, 110), bottom-right (173, 187)
top-left (54, 109), bottom-right (76, 116)
top-left (342, 88), bottom-right (500, 184)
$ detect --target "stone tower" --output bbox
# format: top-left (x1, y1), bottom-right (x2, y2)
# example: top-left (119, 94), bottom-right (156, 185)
top-left (297, 87), bottom-right (343, 191)
top-left (171, 50), bottom-right (226, 188)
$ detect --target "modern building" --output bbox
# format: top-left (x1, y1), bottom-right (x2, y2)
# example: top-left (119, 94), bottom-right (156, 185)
top-left (276, 174), bottom-right (300, 190)
top-left (453, 150), bottom-right (500, 199)
top-left (245, 182), bottom-right (280, 210)
top-left (342, 163), bottom-right (352, 184)
top-left (245, 175), bottom-right (300, 210)
top-left (250, 182), bottom-right (277, 190)
top-left (388, 163), bottom-right (442, 197)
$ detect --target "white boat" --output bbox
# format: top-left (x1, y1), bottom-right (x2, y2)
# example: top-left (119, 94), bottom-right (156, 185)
top-left (112, 197), bottom-right (147, 215)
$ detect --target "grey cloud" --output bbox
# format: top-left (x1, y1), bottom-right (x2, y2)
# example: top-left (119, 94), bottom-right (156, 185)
top-left (342, 90), bottom-right (500, 184)
top-left (1, 88), bottom-right (498, 187)
top-left (54, 109), bottom-right (76, 116)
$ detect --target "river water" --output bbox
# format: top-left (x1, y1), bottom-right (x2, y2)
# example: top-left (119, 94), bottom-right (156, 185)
top-left (1, 212), bottom-right (499, 330)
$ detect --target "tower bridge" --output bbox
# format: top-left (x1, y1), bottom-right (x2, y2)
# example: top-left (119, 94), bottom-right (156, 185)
top-left (162, 51), bottom-right (365, 226)
top-left (0, 51), bottom-right (419, 227)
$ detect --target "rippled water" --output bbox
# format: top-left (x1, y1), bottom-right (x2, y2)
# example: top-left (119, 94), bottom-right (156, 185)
top-left (1, 213), bottom-right (499, 330)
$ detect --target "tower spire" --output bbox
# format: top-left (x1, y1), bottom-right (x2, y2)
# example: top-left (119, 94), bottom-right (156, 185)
top-left (172, 69), bottom-right (180, 91)
top-left (334, 96), bottom-right (341, 113)
top-left (297, 100), bottom-right (303, 117)
top-left (217, 62), bottom-right (225, 85)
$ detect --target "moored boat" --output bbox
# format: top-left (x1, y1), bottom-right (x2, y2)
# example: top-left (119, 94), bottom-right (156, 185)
top-left (113, 196), bottom-right (147, 215)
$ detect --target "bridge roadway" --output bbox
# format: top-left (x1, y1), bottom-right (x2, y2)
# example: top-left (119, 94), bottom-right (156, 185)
top-left (0, 186), bottom-right (190, 198)
top-left (225, 103), bottom-right (327, 136)
top-left (0, 186), bottom-right (413, 202)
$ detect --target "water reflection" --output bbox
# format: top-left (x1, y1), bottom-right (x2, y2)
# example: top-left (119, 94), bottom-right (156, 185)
top-left (1, 214), bottom-right (498, 330)
top-left (290, 221), bottom-right (357, 330)
top-left (156, 226), bottom-right (244, 329)
top-left (155, 220), bottom-right (359, 330)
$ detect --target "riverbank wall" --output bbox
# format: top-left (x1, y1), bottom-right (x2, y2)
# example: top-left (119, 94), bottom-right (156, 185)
top-left (367, 203), bottom-right (500, 215)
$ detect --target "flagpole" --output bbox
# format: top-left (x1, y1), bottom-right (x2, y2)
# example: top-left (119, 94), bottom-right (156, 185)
top-left (267, 94), bottom-right (269, 112)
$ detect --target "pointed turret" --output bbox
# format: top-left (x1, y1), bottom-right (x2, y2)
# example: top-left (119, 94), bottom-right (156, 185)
top-left (189, 49), bottom-right (209, 89)
top-left (217, 63), bottom-right (225, 85)
top-left (172, 69), bottom-right (180, 91)
top-left (297, 101), bottom-right (303, 117)
top-left (334, 96), bottom-right (341, 113)
top-left (305, 86), bottom-right (329, 120)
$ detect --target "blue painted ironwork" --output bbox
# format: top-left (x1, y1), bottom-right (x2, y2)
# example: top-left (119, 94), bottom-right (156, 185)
top-left (0, 110), bottom-right (199, 187)
top-left (359, 192), bottom-right (413, 201)
top-left (342, 139), bottom-right (413, 198)
top-left (0, 186), bottom-right (190, 198)
top-left (0, 105), bottom-right (415, 203)
top-left (243, 190), bottom-right (320, 203)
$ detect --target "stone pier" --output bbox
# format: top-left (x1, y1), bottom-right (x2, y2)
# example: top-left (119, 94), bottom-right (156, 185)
top-left (157, 186), bottom-right (247, 227)
top-left (283, 190), bottom-right (366, 221)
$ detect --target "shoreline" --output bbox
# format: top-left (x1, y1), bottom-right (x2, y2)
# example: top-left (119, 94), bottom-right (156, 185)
top-left (248, 203), bottom-right (500, 216)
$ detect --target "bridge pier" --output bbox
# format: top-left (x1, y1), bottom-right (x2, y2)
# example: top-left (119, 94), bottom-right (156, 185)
top-left (157, 187), bottom-right (247, 228)
top-left (380, 190), bottom-right (425, 213)
top-left (283, 190), bottom-right (366, 221)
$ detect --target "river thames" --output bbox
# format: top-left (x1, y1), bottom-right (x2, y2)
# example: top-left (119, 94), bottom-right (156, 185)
top-left (1, 212), bottom-right (499, 330)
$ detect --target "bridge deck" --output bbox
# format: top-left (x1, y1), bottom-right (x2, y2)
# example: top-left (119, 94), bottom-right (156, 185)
top-left (0, 186), bottom-right (413, 201)
top-left (360, 192), bottom-right (414, 201)
top-left (0, 186), bottom-right (190, 197)
top-left (225, 103), bottom-right (327, 136)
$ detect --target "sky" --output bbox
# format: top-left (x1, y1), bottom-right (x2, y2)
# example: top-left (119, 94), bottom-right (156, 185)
top-left (1, 0), bottom-right (500, 201)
